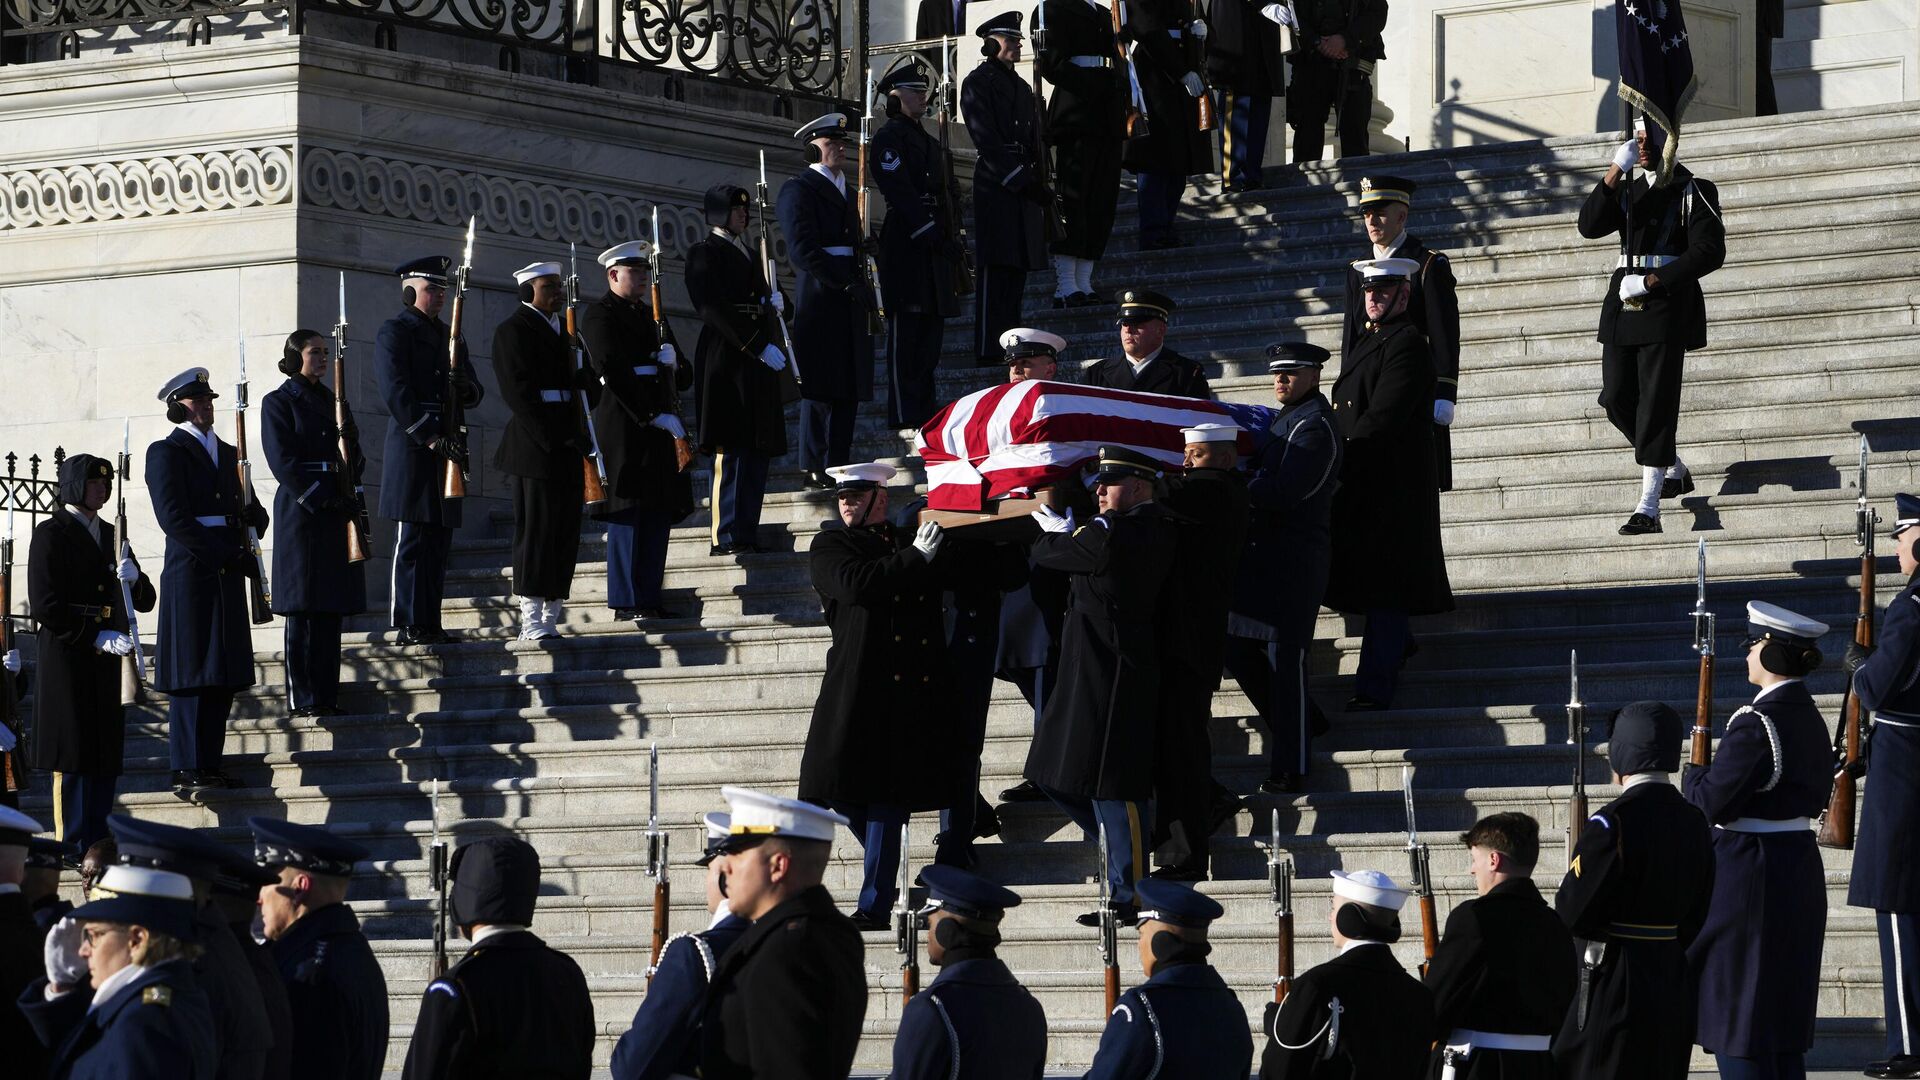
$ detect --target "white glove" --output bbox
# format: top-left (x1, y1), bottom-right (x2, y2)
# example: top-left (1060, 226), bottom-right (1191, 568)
top-left (911, 521), bottom-right (945, 560)
top-left (1032, 505), bottom-right (1074, 534)
top-left (759, 344), bottom-right (788, 372)
top-left (1618, 274), bottom-right (1651, 303)
top-left (656, 344), bottom-right (678, 369)
top-left (1260, 2), bottom-right (1295, 27)
top-left (0, 724), bottom-right (14, 753)
top-left (45, 917), bottom-right (88, 989)
top-left (649, 414), bottom-right (687, 440)
top-left (1433, 400), bottom-right (1455, 426)
top-left (1181, 72), bottom-right (1205, 98)
top-left (93, 631), bottom-right (134, 657)
top-left (3, 649), bottom-right (18, 675)
top-left (117, 556), bottom-right (139, 583)
top-left (769, 291), bottom-right (787, 316)
top-left (1188, 18), bottom-right (1208, 39)
top-left (1611, 138), bottom-right (1637, 173)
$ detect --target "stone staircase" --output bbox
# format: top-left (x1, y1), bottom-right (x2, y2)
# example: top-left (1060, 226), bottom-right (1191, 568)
top-left (21, 97), bottom-right (1920, 1071)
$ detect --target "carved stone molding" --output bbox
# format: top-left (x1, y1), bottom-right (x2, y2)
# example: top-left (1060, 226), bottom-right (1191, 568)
top-left (0, 145), bottom-right (295, 231)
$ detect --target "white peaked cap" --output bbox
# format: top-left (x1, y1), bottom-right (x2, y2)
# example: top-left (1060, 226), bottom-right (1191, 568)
top-left (597, 241), bottom-right (654, 267)
top-left (1330, 868), bottom-right (1411, 910)
top-left (513, 262), bottom-right (563, 285)
top-left (720, 786), bottom-right (849, 843)
top-left (1746, 601), bottom-right (1829, 643)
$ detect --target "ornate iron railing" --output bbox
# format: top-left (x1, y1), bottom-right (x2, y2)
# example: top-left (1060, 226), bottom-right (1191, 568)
top-left (1, 450), bottom-right (65, 520)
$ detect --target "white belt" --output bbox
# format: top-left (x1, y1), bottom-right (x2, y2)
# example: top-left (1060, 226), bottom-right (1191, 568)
top-left (194, 515), bottom-right (233, 528)
top-left (823, 245), bottom-right (855, 257)
top-left (1067, 55), bottom-right (1113, 67)
top-left (1874, 712), bottom-right (1920, 729)
top-left (1718, 817), bottom-right (1812, 834)
top-left (631, 364), bottom-right (660, 377)
top-left (537, 390), bottom-right (571, 403)
top-left (1446, 1030), bottom-right (1551, 1052)
top-left (1616, 254), bottom-right (1679, 270)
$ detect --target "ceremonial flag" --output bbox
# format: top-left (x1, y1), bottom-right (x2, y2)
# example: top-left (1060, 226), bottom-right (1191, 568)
top-left (914, 379), bottom-right (1281, 511)
top-left (1616, 0), bottom-right (1697, 187)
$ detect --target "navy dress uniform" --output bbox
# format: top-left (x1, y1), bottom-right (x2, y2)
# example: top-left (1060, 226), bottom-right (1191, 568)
top-left (147, 368), bottom-right (268, 793)
top-left (611, 814), bottom-right (751, 1080)
top-left (0, 808), bottom-right (50, 1078)
top-left (1224, 344), bottom-right (1340, 792)
top-left (206, 841), bottom-right (293, 1080)
top-left (963, 14), bottom-right (1049, 362)
top-left (26, 454), bottom-right (154, 853)
top-left (1324, 259), bottom-right (1454, 709)
top-left (1282, 0), bottom-right (1386, 162)
top-left (375, 256), bottom-right (482, 645)
top-left (1261, 870), bottom-right (1434, 1079)
top-left (1551, 701), bottom-right (1715, 1080)
top-left (1086, 879), bottom-right (1253, 1079)
top-left (260, 361), bottom-right (367, 717)
top-left (1203, 0), bottom-right (1283, 191)
top-left (17, 864), bottom-right (219, 1080)
top-left (776, 113), bottom-right (875, 484)
top-left (1682, 602), bottom-right (1831, 1080)
top-left (872, 61), bottom-right (966, 430)
top-left (250, 818), bottom-right (390, 1080)
top-left (932, 529), bottom-right (1030, 869)
top-left (403, 837), bottom-right (595, 1080)
top-left (1033, 0), bottom-right (1127, 304)
top-left (1120, 0), bottom-right (1211, 249)
top-left (1340, 177), bottom-right (1462, 491)
top-left (686, 184), bottom-right (789, 555)
top-left (580, 241), bottom-right (696, 622)
top-left (1081, 290), bottom-right (1212, 398)
top-left (891, 865), bottom-right (1048, 1079)
top-left (1575, 120), bottom-right (1725, 535)
top-left (1424, 874), bottom-right (1577, 1080)
top-left (1848, 494), bottom-right (1920, 1077)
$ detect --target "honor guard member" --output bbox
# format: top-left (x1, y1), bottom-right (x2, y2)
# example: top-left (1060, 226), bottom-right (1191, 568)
top-left (1260, 869), bottom-right (1433, 1079)
top-left (891, 865), bottom-right (1048, 1079)
top-left (1851, 494), bottom-right (1920, 1080)
top-left (611, 813), bottom-right (751, 1080)
top-left (1551, 701), bottom-right (1714, 1080)
top-left (250, 817), bottom-right (390, 1080)
top-left (1223, 344), bottom-right (1339, 795)
top-left (1034, 0), bottom-right (1127, 305)
top-left (1203, 0), bottom-right (1284, 191)
top-left (962, 13), bottom-right (1050, 364)
top-left (26, 453), bottom-right (153, 853)
top-left (872, 60), bottom-right (966, 431)
top-left (108, 816), bottom-right (276, 1080)
top-left (580, 240), bottom-right (695, 624)
top-left (1120, 0), bottom-right (1212, 250)
top-left (1577, 115), bottom-right (1725, 535)
top-left (493, 261), bottom-right (587, 640)
top-left (1082, 290), bottom-right (1212, 398)
top-left (1025, 447), bottom-right (1182, 924)
top-left (1341, 176), bottom-right (1462, 491)
top-left (775, 113), bottom-right (875, 488)
top-left (932, 523), bottom-right (1029, 871)
top-left (1423, 812), bottom-right (1576, 1080)
top-left (1276, 0), bottom-right (1386, 162)
top-left (148, 368), bottom-right (268, 796)
top-left (0, 808), bottom-right (49, 1078)
top-left (205, 840), bottom-right (293, 1080)
top-left (1152, 423), bottom-right (1248, 880)
top-left (18, 864), bottom-right (219, 1079)
top-left (1681, 602), bottom-right (1830, 1080)
top-left (1085, 879), bottom-right (1252, 1079)
top-left (687, 184), bottom-right (789, 556)
top-left (262, 331), bottom-right (367, 718)
top-left (1324, 258), bottom-right (1453, 710)
top-left (26, 836), bottom-right (76, 937)
top-left (797, 462), bottom-right (959, 926)
top-left (402, 836), bottom-right (595, 1080)
top-left (377, 255), bottom-right (482, 645)
top-left (698, 787), bottom-right (866, 1080)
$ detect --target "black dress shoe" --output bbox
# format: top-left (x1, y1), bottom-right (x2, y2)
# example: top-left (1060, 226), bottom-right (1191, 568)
top-left (613, 607), bottom-right (643, 621)
top-left (1141, 232), bottom-right (1179, 251)
top-left (313, 705), bottom-right (345, 717)
top-left (972, 804), bottom-right (1002, 840)
top-left (1259, 775), bottom-right (1302, 796)
top-left (633, 606), bottom-right (682, 621)
top-left (1052, 292), bottom-right (1078, 309)
top-left (1075, 903), bottom-right (1139, 928)
top-left (1617, 512), bottom-right (1662, 535)
top-left (1067, 291), bottom-right (1105, 308)
top-left (1147, 865), bottom-right (1208, 882)
top-left (1660, 469), bottom-right (1695, 499)
top-left (1867, 1056), bottom-right (1920, 1079)
top-left (290, 705), bottom-right (317, 719)
top-left (803, 470), bottom-right (833, 491)
top-left (1207, 792), bottom-right (1244, 833)
top-left (709, 544), bottom-right (741, 557)
top-left (998, 779), bottom-right (1048, 803)
top-left (170, 770), bottom-right (197, 793)
top-left (1345, 696), bottom-right (1386, 713)
top-left (849, 909), bottom-right (891, 932)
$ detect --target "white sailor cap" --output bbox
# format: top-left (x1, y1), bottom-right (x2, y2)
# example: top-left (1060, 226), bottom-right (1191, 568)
top-left (719, 786), bottom-right (849, 844)
top-left (1000, 327), bottom-right (1067, 360)
top-left (1180, 422), bottom-right (1237, 444)
top-left (157, 367), bottom-right (218, 403)
top-left (89, 863), bottom-right (196, 901)
top-left (1351, 257), bottom-right (1422, 286)
top-left (795, 112), bottom-right (853, 142)
top-left (1745, 601), bottom-right (1829, 646)
top-left (696, 811), bottom-right (733, 865)
top-left (1330, 868), bottom-right (1411, 910)
top-left (513, 262), bottom-right (563, 286)
top-left (0, 805), bottom-right (43, 848)
top-left (598, 241), bottom-right (654, 268)
top-left (825, 462), bottom-right (898, 492)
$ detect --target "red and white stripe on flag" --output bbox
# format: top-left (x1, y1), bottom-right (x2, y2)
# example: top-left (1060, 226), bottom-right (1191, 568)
top-left (913, 379), bottom-right (1280, 512)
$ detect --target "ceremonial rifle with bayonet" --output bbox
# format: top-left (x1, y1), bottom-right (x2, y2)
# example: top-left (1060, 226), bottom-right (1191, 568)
top-left (754, 151), bottom-right (802, 386)
top-left (895, 821), bottom-right (919, 1003)
top-left (1097, 821), bottom-right (1120, 1012)
top-left (233, 342), bottom-right (273, 625)
top-left (441, 218), bottom-right (477, 501)
top-left (566, 243), bottom-right (612, 515)
top-left (1689, 538), bottom-right (1715, 767)
top-left (1566, 649), bottom-right (1587, 860)
top-left (857, 68), bottom-right (889, 333)
top-left (429, 776), bottom-right (450, 978)
top-left (645, 742), bottom-right (671, 982)
top-left (936, 38), bottom-right (977, 297)
top-left (1028, 2), bottom-right (1068, 241)
top-left (1, 486), bottom-right (20, 791)
top-left (1268, 808), bottom-right (1293, 1003)
top-left (649, 206), bottom-right (695, 473)
top-left (332, 275), bottom-right (374, 564)
top-left (1183, 0), bottom-right (1216, 131)
top-left (1108, 0), bottom-right (1150, 138)
top-left (1401, 765), bottom-right (1436, 976)
top-left (116, 419), bottom-right (148, 691)
top-left (1820, 434), bottom-right (1876, 849)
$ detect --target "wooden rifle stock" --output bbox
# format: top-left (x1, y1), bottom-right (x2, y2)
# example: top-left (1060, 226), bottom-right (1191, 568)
top-left (1690, 653), bottom-right (1714, 767)
top-left (649, 876), bottom-right (671, 977)
top-left (1186, 0), bottom-right (1215, 131)
top-left (333, 340), bottom-right (372, 565)
top-left (0, 545), bottom-right (18, 793)
top-left (564, 300), bottom-right (610, 510)
top-left (856, 104), bottom-right (887, 334)
top-left (1417, 892), bottom-right (1438, 975)
top-left (1109, 0), bottom-right (1147, 138)
top-left (1103, 963), bottom-right (1119, 1013)
top-left (1820, 552), bottom-right (1876, 849)
top-left (231, 395), bottom-right (273, 626)
top-left (1274, 910), bottom-right (1292, 1003)
top-left (442, 296), bottom-right (469, 501)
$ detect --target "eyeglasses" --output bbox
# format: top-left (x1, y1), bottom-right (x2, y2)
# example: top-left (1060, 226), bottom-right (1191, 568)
top-left (81, 927), bottom-right (126, 946)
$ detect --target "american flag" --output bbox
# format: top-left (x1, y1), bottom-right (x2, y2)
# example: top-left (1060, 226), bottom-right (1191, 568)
top-left (914, 379), bottom-right (1282, 512)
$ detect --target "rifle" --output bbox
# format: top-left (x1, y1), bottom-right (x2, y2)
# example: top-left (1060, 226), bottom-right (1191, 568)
top-left (1, 486), bottom-right (18, 792)
top-left (234, 342), bottom-right (273, 625)
top-left (566, 242), bottom-right (612, 514)
top-left (1689, 538), bottom-right (1715, 767)
top-left (116, 419), bottom-right (147, 689)
top-left (857, 70), bottom-right (888, 334)
top-left (936, 38), bottom-right (977, 297)
top-left (1028, 4), bottom-right (1068, 242)
top-left (1185, 0), bottom-right (1216, 131)
top-left (442, 217), bottom-right (477, 501)
top-left (894, 821), bottom-right (919, 1003)
top-left (1401, 765), bottom-right (1436, 976)
top-left (649, 206), bottom-right (694, 473)
top-left (1820, 434), bottom-right (1876, 849)
top-left (429, 776), bottom-right (450, 978)
top-left (334, 274), bottom-right (373, 564)
top-left (1096, 821), bottom-right (1119, 1013)
top-left (1268, 808), bottom-right (1293, 1003)
top-left (1109, 0), bottom-right (1149, 138)
top-left (754, 151), bottom-right (803, 385)
top-left (645, 742), bottom-right (671, 982)
top-left (1566, 649), bottom-right (1587, 861)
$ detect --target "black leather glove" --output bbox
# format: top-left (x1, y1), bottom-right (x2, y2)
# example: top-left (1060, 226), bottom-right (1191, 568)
top-left (860, 237), bottom-right (881, 257)
top-left (432, 435), bottom-right (469, 468)
top-left (453, 369), bottom-right (484, 408)
top-left (1846, 642), bottom-right (1875, 673)
top-left (941, 238), bottom-right (968, 263)
top-left (242, 503), bottom-right (269, 531)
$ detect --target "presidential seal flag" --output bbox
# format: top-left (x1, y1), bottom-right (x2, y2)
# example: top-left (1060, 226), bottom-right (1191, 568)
top-left (1616, 0), bottom-right (1697, 187)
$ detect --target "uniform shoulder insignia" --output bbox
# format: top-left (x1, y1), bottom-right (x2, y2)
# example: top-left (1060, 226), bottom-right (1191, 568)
top-left (881, 149), bottom-right (902, 171)
top-left (1570, 854), bottom-right (1581, 878)
top-left (142, 985), bottom-right (172, 1007)
top-left (427, 979), bottom-right (460, 999)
